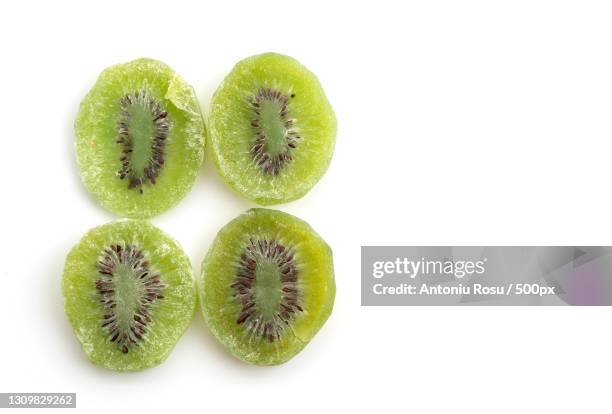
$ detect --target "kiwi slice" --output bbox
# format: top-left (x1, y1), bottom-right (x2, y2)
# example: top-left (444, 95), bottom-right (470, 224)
top-left (199, 208), bottom-right (335, 365)
top-left (75, 58), bottom-right (205, 218)
top-left (62, 220), bottom-right (196, 371)
top-left (208, 53), bottom-right (336, 205)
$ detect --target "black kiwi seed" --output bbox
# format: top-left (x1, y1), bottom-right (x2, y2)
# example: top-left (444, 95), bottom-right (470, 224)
top-left (96, 244), bottom-right (165, 353)
top-left (116, 90), bottom-right (169, 193)
top-left (231, 238), bottom-right (303, 343)
top-left (249, 88), bottom-right (301, 176)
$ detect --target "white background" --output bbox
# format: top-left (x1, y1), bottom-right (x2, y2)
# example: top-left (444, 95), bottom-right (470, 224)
top-left (1, 1), bottom-right (611, 412)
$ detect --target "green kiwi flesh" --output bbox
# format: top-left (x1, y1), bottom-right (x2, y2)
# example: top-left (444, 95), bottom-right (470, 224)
top-left (200, 208), bottom-right (335, 365)
top-left (62, 219), bottom-right (196, 371)
top-left (208, 53), bottom-right (336, 205)
top-left (75, 58), bottom-right (205, 218)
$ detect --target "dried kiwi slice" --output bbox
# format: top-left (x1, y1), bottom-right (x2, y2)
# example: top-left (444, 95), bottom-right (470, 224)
top-left (62, 220), bottom-right (196, 371)
top-left (75, 58), bottom-right (205, 218)
top-left (208, 53), bottom-right (336, 205)
top-left (199, 208), bottom-right (335, 365)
